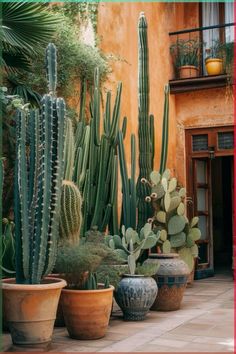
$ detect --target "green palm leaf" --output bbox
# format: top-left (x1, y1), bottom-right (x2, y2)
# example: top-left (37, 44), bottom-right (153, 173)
top-left (1, 2), bottom-right (60, 72)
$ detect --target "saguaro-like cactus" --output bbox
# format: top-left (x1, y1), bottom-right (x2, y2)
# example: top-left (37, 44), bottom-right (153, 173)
top-left (136, 12), bottom-right (154, 231)
top-left (14, 43), bottom-right (66, 284)
top-left (159, 85), bottom-right (170, 174)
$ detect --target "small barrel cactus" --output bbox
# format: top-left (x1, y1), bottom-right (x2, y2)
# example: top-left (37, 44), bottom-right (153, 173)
top-left (59, 180), bottom-right (83, 244)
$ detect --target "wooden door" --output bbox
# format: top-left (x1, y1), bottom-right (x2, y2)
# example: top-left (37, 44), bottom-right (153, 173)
top-left (186, 126), bottom-right (233, 278)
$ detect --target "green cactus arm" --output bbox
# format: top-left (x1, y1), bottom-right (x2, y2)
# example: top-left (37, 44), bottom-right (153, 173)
top-left (17, 110), bottom-right (30, 281)
top-left (159, 84), bottom-right (170, 174)
top-left (121, 116), bottom-right (127, 140)
top-left (109, 82), bottom-right (122, 143)
top-left (149, 114), bottom-right (155, 170)
top-left (32, 94), bottom-right (54, 283)
top-left (74, 147), bottom-right (83, 187)
top-left (64, 118), bottom-right (75, 181)
top-left (78, 126), bottom-right (90, 190)
top-left (101, 204), bottom-right (112, 232)
top-left (79, 79), bottom-right (87, 124)
top-left (46, 43), bottom-right (57, 96)
top-left (118, 130), bottom-right (131, 229)
top-left (111, 155), bottom-right (119, 235)
top-left (130, 134), bottom-right (137, 229)
top-left (91, 135), bottom-right (109, 227)
top-left (93, 68), bottom-right (101, 146)
top-left (104, 91), bottom-right (111, 136)
top-left (44, 97), bottom-right (66, 276)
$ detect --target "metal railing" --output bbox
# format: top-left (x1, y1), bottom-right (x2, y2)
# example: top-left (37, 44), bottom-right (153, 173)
top-left (169, 23), bottom-right (235, 80)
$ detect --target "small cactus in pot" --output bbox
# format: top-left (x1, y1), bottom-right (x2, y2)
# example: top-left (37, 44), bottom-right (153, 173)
top-left (107, 224), bottom-right (159, 321)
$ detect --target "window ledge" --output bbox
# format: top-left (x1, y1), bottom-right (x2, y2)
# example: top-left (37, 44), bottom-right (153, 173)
top-left (169, 74), bottom-right (229, 94)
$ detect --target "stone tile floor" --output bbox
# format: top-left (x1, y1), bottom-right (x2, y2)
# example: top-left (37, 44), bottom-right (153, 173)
top-left (3, 273), bottom-right (234, 352)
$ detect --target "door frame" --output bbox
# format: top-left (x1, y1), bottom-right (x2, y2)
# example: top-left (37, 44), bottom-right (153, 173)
top-left (185, 125), bottom-right (233, 279)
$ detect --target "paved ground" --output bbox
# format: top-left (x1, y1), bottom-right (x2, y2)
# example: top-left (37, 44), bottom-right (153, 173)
top-left (3, 273), bottom-right (234, 352)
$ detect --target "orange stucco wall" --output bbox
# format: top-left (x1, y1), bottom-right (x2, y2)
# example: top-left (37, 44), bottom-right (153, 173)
top-left (97, 2), bottom-right (234, 189)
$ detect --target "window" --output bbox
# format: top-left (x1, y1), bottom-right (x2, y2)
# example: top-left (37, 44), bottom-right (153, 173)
top-left (201, 3), bottom-right (234, 72)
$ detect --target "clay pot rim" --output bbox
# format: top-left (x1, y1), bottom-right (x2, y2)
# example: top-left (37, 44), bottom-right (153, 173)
top-left (205, 58), bottom-right (223, 63)
top-left (62, 284), bottom-right (114, 294)
top-left (178, 65), bottom-right (199, 70)
top-left (121, 274), bottom-right (151, 278)
top-left (2, 277), bottom-right (67, 290)
top-left (149, 253), bottom-right (179, 259)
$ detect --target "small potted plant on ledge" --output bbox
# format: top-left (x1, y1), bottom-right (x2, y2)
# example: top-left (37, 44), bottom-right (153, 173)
top-left (205, 39), bottom-right (224, 76)
top-left (2, 43), bottom-right (67, 346)
top-left (107, 224), bottom-right (159, 321)
top-left (170, 38), bottom-right (200, 79)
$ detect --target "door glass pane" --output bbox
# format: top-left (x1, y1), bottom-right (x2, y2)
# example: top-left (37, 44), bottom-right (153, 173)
top-left (192, 135), bottom-right (208, 151)
top-left (198, 243), bottom-right (208, 264)
top-left (197, 188), bottom-right (207, 211)
top-left (218, 132), bottom-right (234, 150)
top-left (196, 160), bottom-right (207, 183)
top-left (198, 215), bottom-right (207, 240)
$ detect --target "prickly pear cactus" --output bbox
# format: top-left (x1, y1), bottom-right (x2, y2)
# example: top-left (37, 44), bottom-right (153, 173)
top-left (59, 181), bottom-right (82, 244)
top-left (107, 223), bottom-right (160, 275)
top-left (143, 169), bottom-right (200, 270)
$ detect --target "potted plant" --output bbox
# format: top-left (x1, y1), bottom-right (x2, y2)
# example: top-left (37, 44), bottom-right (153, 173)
top-left (205, 39), bottom-right (224, 76)
top-left (54, 228), bottom-right (125, 339)
top-left (143, 169), bottom-right (201, 310)
top-left (2, 44), bottom-right (67, 346)
top-left (170, 38), bottom-right (200, 79)
top-left (107, 224), bottom-right (159, 321)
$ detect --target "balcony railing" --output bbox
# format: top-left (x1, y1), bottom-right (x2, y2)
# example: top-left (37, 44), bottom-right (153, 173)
top-left (169, 23), bottom-right (234, 93)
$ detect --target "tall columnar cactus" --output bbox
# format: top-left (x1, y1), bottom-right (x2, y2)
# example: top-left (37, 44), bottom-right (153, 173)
top-left (63, 118), bottom-right (75, 181)
top-left (136, 12), bottom-right (154, 231)
top-left (118, 131), bottom-right (137, 230)
top-left (14, 43), bottom-right (66, 284)
top-left (159, 85), bottom-right (170, 174)
top-left (72, 68), bottom-right (122, 235)
top-left (59, 181), bottom-right (82, 244)
top-left (143, 169), bottom-right (200, 272)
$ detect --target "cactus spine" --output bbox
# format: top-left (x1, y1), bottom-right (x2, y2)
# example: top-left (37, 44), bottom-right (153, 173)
top-left (136, 12), bottom-right (154, 231)
top-left (14, 43), bottom-right (66, 284)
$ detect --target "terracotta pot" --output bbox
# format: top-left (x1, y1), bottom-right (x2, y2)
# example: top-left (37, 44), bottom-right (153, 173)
top-left (144, 253), bottom-right (190, 311)
top-left (205, 58), bottom-right (223, 76)
top-left (114, 274), bottom-right (157, 321)
top-left (61, 284), bottom-right (114, 339)
top-left (47, 274), bottom-right (65, 327)
top-left (178, 65), bottom-right (199, 79)
top-left (2, 277), bottom-right (67, 345)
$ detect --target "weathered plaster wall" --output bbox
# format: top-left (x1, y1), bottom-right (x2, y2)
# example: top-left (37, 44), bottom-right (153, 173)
top-left (97, 2), bottom-right (233, 190)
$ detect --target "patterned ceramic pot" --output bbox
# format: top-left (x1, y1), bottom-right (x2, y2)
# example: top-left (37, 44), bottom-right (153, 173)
top-left (144, 254), bottom-right (190, 311)
top-left (114, 275), bottom-right (158, 321)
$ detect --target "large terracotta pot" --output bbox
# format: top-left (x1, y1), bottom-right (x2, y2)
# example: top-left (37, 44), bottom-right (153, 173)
top-left (178, 65), bottom-right (199, 79)
top-left (2, 277), bottom-right (67, 345)
top-left (205, 58), bottom-right (223, 76)
top-left (144, 254), bottom-right (189, 311)
top-left (61, 284), bottom-right (114, 339)
top-left (114, 275), bottom-right (158, 321)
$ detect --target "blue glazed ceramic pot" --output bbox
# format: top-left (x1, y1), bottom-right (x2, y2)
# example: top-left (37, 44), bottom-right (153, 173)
top-left (114, 275), bottom-right (158, 321)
